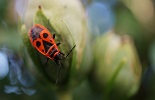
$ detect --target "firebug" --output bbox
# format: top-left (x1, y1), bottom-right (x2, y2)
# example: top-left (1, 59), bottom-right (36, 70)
top-left (28, 24), bottom-right (76, 84)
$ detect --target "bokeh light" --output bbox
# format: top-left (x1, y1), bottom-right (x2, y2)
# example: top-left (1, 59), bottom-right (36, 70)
top-left (87, 2), bottom-right (115, 35)
top-left (0, 51), bottom-right (9, 80)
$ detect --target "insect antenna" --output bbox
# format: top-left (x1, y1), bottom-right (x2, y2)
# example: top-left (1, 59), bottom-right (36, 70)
top-left (55, 62), bottom-right (62, 85)
top-left (65, 45), bottom-right (76, 58)
top-left (55, 44), bottom-right (75, 85)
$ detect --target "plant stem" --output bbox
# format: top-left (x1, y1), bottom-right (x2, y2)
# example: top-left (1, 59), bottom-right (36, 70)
top-left (57, 90), bottom-right (72, 100)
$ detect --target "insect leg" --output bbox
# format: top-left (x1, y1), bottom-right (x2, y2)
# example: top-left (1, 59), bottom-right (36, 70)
top-left (56, 42), bottom-right (61, 46)
top-left (53, 34), bottom-right (55, 39)
top-left (60, 52), bottom-right (65, 56)
top-left (44, 57), bottom-right (49, 64)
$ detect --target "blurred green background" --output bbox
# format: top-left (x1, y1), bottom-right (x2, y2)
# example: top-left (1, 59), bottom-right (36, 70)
top-left (0, 0), bottom-right (155, 100)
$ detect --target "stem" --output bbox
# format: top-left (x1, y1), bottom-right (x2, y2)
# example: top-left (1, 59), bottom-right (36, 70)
top-left (57, 90), bottom-right (72, 100)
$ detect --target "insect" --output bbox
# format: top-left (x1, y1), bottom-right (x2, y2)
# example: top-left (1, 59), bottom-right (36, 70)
top-left (28, 24), bottom-right (76, 84)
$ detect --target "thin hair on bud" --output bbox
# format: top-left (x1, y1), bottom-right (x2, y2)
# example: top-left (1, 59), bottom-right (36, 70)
top-left (60, 19), bottom-right (75, 45)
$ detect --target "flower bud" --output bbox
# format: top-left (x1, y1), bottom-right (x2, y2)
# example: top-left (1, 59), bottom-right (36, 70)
top-left (91, 31), bottom-right (142, 99)
top-left (19, 0), bottom-right (87, 89)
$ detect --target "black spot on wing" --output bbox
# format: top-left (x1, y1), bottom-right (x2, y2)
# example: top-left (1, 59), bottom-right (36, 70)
top-left (36, 41), bottom-right (41, 48)
top-left (43, 33), bottom-right (48, 38)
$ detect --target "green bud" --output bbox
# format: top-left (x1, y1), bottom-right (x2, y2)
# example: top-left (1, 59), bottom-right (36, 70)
top-left (20, 0), bottom-right (88, 90)
top-left (91, 32), bottom-right (142, 99)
